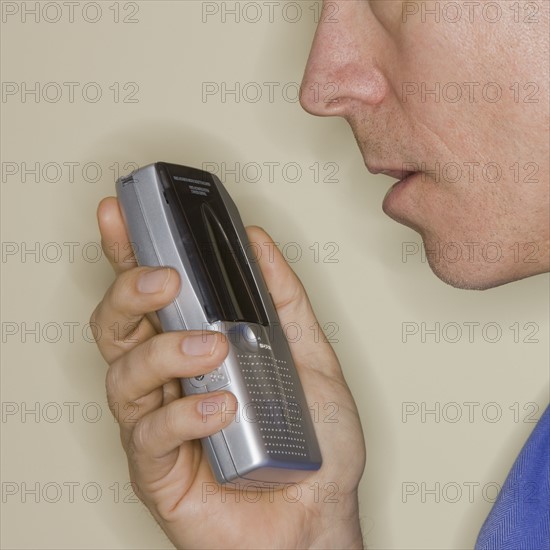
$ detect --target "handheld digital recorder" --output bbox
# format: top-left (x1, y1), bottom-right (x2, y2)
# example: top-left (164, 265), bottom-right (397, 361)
top-left (116, 162), bottom-right (322, 484)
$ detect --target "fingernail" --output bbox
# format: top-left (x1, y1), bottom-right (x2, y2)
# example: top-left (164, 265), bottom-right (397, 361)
top-left (182, 333), bottom-right (217, 356)
top-left (137, 268), bottom-right (170, 294)
top-left (197, 392), bottom-right (228, 416)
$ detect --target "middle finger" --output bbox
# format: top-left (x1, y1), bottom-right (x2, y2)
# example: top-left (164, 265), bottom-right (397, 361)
top-left (106, 330), bottom-right (229, 432)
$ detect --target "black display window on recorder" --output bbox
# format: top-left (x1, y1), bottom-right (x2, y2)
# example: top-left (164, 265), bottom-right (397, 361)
top-left (158, 162), bottom-right (268, 327)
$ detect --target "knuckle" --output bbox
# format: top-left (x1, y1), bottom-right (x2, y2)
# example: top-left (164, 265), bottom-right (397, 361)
top-left (164, 400), bottom-right (183, 436)
top-left (88, 305), bottom-right (102, 343)
top-left (130, 418), bottom-right (149, 455)
top-left (142, 334), bottom-right (165, 368)
top-left (109, 271), bottom-right (136, 313)
top-left (105, 364), bottom-right (123, 408)
top-left (89, 303), bottom-right (99, 328)
top-left (128, 479), bottom-right (146, 505)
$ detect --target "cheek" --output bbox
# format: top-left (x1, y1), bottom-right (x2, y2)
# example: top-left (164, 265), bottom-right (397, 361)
top-left (400, 17), bottom-right (547, 137)
top-left (373, 2), bottom-right (549, 287)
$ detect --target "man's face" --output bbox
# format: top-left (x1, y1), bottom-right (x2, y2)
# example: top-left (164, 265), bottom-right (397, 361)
top-left (301, 0), bottom-right (549, 289)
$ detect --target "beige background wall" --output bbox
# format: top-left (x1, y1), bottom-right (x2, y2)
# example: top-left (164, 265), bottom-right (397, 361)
top-left (1, 1), bottom-right (548, 548)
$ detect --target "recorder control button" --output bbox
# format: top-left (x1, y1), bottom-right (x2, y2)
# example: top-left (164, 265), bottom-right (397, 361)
top-left (189, 374), bottom-right (208, 388)
top-left (227, 324), bottom-right (259, 354)
top-left (243, 325), bottom-right (258, 345)
top-left (205, 366), bottom-right (230, 391)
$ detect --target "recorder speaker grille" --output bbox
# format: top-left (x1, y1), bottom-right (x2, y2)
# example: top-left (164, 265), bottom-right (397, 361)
top-left (237, 353), bottom-right (307, 458)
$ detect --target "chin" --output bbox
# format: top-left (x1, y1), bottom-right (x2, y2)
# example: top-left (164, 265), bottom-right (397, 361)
top-left (383, 195), bottom-right (550, 290)
top-left (420, 236), bottom-right (547, 291)
top-left (425, 259), bottom-right (506, 291)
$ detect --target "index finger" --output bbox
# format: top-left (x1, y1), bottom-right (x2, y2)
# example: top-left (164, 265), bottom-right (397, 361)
top-left (97, 196), bottom-right (137, 275)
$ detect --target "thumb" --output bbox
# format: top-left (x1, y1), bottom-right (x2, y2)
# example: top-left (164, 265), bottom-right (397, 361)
top-left (97, 197), bottom-right (137, 275)
top-left (245, 226), bottom-right (340, 378)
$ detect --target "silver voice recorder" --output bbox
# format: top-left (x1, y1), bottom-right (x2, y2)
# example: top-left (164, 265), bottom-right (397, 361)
top-left (116, 162), bottom-right (322, 484)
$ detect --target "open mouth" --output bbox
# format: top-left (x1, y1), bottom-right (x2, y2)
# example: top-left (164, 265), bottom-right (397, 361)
top-left (366, 165), bottom-right (423, 204)
top-left (377, 169), bottom-right (416, 181)
top-left (365, 164), bottom-right (425, 220)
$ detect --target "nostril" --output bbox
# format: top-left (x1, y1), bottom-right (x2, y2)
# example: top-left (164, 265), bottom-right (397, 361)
top-left (299, 77), bottom-right (342, 116)
top-left (308, 81), bottom-right (339, 103)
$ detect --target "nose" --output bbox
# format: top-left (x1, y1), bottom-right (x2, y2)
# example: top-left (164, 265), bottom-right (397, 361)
top-left (300, 1), bottom-right (389, 118)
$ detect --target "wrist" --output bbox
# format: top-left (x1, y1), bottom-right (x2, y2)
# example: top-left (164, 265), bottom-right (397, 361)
top-left (308, 492), bottom-right (364, 549)
top-left (310, 519), bottom-right (364, 549)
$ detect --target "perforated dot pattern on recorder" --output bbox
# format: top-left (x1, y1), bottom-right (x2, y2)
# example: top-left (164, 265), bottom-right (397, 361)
top-left (238, 353), bottom-right (308, 458)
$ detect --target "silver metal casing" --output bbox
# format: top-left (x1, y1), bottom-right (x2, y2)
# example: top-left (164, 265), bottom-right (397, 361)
top-left (116, 162), bottom-right (322, 484)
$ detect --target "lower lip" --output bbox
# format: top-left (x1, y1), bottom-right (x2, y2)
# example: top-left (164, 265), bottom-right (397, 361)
top-left (382, 172), bottom-right (419, 208)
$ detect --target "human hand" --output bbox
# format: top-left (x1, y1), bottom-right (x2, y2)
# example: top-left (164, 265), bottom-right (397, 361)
top-left (90, 197), bottom-right (366, 549)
